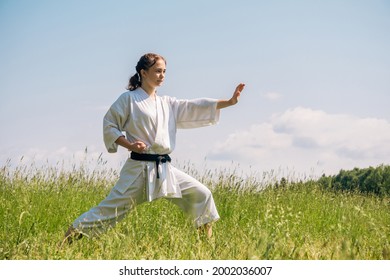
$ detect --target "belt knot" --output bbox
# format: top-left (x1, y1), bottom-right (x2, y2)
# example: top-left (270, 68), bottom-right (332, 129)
top-left (130, 152), bottom-right (171, 179)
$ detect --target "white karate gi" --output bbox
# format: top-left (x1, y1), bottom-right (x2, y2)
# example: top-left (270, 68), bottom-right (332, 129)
top-left (72, 88), bottom-right (220, 235)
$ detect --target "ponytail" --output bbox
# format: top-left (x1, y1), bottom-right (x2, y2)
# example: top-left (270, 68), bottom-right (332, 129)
top-left (127, 72), bottom-right (141, 91)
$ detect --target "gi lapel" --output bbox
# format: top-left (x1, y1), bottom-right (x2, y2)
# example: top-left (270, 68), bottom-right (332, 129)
top-left (153, 96), bottom-right (169, 150)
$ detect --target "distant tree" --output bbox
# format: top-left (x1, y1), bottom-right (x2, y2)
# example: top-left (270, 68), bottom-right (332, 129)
top-left (318, 165), bottom-right (390, 196)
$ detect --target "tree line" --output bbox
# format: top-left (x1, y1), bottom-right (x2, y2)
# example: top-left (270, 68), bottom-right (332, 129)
top-left (318, 165), bottom-right (390, 196)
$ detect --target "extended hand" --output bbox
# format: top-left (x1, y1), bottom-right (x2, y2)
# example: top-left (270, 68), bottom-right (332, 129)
top-left (216, 83), bottom-right (246, 109)
top-left (230, 83), bottom-right (245, 105)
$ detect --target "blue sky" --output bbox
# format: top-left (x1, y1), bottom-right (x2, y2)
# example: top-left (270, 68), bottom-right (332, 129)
top-left (1, 0), bottom-right (389, 178)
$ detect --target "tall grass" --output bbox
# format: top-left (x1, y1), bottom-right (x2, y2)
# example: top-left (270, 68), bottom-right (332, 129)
top-left (0, 158), bottom-right (389, 260)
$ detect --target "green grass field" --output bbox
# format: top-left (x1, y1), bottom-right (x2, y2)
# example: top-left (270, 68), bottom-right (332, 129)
top-left (1, 160), bottom-right (389, 260)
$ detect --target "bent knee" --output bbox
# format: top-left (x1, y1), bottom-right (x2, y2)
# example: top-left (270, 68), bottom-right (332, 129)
top-left (186, 184), bottom-right (213, 204)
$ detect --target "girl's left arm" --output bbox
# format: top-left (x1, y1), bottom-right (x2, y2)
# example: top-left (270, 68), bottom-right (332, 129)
top-left (217, 83), bottom-right (245, 109)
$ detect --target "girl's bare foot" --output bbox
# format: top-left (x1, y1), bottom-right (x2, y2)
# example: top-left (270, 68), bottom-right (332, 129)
top-left (198, 223), bottom-right (212, 238)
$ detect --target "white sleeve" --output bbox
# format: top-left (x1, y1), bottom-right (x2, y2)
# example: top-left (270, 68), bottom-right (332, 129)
top-left (103, 93), bottom-right (130, 153)
top-left (170, 97), bottom-right (220, 129)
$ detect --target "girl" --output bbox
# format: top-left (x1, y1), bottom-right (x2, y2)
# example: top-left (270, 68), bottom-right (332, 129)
top-left (64, 53), bottom-right (245, 242)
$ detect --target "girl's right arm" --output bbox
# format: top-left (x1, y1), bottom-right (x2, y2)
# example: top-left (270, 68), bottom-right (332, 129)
top-left (115, 136), bottom-right (147, 153)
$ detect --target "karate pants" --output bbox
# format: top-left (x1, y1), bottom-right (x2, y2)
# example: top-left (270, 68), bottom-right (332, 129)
top-left (72, 166), bottom-right (220, 236)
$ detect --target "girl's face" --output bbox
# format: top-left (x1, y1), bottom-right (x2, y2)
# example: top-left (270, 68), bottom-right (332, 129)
top-left (141, 59), bottom-right (166, 89)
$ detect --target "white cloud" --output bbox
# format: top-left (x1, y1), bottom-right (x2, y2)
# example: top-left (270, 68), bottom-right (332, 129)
top-left (208, 107), bottom-right (390, 178)
top-left (3, 107), bottom-right (390, 181)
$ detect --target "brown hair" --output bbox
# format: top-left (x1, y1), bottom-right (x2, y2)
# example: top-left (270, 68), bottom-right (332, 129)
top-left (127, 53), bottom-right (166, 91)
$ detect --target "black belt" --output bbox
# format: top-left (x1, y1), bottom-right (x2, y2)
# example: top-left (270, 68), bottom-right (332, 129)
top-left (130, 152), bottom-right (171, 179)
